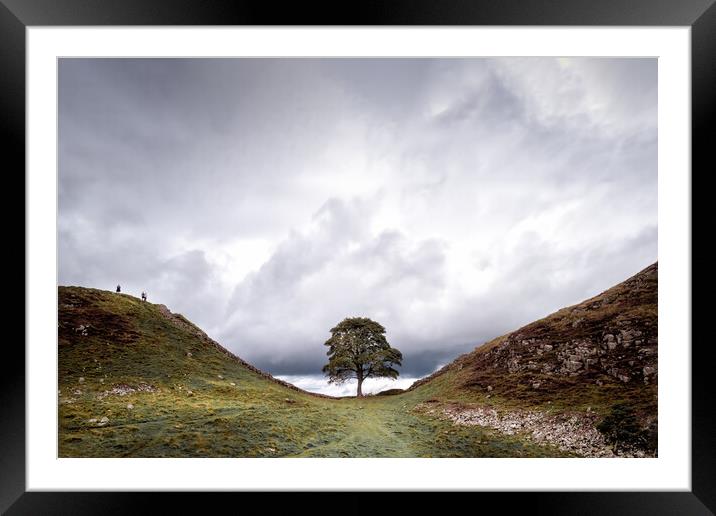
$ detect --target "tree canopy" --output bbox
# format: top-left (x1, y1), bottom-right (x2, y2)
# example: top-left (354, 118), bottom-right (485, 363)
top-left (322, 317), bottom-right (402, 397)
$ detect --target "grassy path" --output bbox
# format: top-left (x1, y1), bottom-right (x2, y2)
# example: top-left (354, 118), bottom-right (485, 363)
top-left (286, 402), bottom-right (419, 457)
top-left (60, 387), bottom-right (569, 457)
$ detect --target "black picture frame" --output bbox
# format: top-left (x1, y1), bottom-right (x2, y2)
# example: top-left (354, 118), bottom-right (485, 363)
top-left (5, 0), bottom-right (713, 513)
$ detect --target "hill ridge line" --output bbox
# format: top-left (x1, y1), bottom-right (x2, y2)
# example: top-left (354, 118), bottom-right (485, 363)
top-left (59, 286), bottom-right (337, 399)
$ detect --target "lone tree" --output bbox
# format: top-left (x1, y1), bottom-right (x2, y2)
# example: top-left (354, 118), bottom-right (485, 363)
top-left (322, 317), bottom-right (402, 397)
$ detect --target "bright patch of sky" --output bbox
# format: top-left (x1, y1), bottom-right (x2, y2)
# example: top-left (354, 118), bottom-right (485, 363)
top-left (276, 375), bottom-right (420, 397)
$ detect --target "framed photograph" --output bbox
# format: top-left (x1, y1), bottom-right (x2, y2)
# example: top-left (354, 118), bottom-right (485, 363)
top-left (7, 0), bottom-right (712, 512)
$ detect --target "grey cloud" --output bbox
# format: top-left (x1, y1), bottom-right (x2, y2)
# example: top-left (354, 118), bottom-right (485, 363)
top-left (59, 59), bottom-right (388, 244)
top-left (58, 58), bottom-right (657, 384)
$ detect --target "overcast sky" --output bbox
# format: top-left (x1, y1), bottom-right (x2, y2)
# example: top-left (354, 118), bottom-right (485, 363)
top-left (58, 58), bottom-right (657, 392)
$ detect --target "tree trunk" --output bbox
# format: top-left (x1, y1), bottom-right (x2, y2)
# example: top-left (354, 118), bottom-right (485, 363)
top-left (356, 377), bottom-right (364, 397)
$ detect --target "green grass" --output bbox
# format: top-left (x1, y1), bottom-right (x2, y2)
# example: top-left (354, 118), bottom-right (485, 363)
top-left (58, 286), bottom-right (570, 458)
top-left (59, 378), bottom-right (568, 458)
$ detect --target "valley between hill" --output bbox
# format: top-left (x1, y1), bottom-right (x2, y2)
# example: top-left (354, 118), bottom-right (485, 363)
top-left (58, 263), bottom-right (657, 458)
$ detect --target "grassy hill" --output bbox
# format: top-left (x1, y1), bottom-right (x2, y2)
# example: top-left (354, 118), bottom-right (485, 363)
top-left (58, 264), bottom-right (657, 457)
top-left (58, 287), bottom-right (565, 457)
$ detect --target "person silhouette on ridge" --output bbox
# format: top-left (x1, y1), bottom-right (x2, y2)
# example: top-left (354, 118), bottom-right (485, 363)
top-left (141, 291), bottom-right (147, 302)
top-left (116, 284), bottom-right (121, 293)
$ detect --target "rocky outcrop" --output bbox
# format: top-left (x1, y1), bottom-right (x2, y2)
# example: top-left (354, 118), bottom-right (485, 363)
top-left (483, 324), bottom-right (656, 385)
top-left (410, 262), bottom-right (658, 391)
top-left (417, 402), bottom-right (648, 458)
top-left (474, 264), bottom-right (657, 386)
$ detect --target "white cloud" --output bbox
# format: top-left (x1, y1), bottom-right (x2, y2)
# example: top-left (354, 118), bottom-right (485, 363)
top-left (276, 374), bottom-right (419, 397)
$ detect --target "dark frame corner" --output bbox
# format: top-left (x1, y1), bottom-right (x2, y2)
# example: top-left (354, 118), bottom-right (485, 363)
top-left (5, 0), bottom-right (714, 513)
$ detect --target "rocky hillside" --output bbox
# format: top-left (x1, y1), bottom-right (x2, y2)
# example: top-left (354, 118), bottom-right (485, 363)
top-left (408, 263), bottom-right (658, 455)
top-left (413, 262), bottom-right (657, 390)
